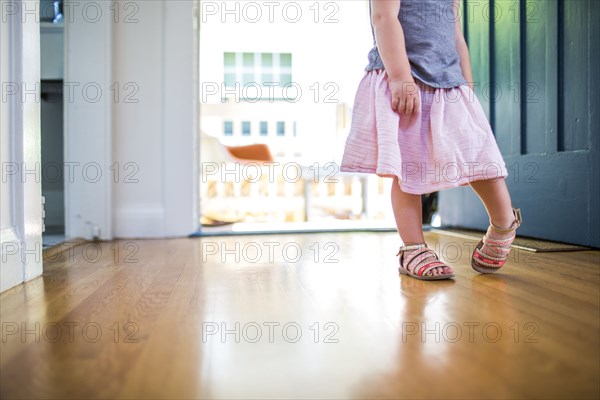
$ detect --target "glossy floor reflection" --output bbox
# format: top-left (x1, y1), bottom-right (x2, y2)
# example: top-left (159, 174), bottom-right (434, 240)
top-left (1, 232), bottom-right (598, 399)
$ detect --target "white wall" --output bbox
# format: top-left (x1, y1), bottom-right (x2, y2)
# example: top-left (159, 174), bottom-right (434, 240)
top-left (111, 0), bottom-right (198, 238)
top-left (64, 0), bottom-right (113, 240)
top-left (111, 2), bottom-right (166, 236)
top-left (64, 0), bottom-right (198, 239)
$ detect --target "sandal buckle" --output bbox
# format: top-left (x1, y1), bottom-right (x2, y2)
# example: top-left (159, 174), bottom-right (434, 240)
top-left (514, 208), bottom-right (522, 228)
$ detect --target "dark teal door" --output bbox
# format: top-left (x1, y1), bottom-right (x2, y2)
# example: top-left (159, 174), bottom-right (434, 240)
top-left (438, 0), bottom-right (599, 247)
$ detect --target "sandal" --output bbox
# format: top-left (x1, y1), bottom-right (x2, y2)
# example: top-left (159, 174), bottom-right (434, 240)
top-left (397, 243), bottom-right (455, 281)
top-left (471, 208), bottom-right (522, 274)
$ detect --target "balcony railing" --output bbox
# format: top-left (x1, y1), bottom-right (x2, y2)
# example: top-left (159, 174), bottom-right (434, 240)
top-left (200, 163), bottom-right (394, 225)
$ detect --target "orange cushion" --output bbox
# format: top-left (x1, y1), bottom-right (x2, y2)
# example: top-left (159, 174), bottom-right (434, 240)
top-left (225, 144), bottom-right (274, 163)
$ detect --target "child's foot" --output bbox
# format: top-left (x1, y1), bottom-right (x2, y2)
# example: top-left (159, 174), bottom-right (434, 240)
top-left (397, 243), bottom-right (454, 280)
top-left (471, 208), bottom-right (522, 274)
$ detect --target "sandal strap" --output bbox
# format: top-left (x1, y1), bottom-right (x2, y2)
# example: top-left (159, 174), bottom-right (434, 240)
top-left (417, 261), bottom-right (447, 276)
top-left (405, 248), bottom-right (438, 272)
top-left (489, 208), bottom-right (522, 234)
top-left (396, 243), bottom-right (427, 256)
top-left (483, 234), bottom-right (516, 246)
top-left (482, 234), bottom-right (515, 257)
top-left (473, 251), bottom-right (507, 268)
top-left (398, 245), bottom-right (450, 277)
top-left (475, 247), bottom-right (507, 262)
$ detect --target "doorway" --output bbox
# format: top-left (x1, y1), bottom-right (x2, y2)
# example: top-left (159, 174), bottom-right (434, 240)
top-left (40, 0), bottom-right (66, 246)
top-left (198, 1), bottom-right (407, 234)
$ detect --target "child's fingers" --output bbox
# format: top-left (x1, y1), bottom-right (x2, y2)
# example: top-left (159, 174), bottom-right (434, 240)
top-left (398, 97), bottom-right (406, 114)
top-left (405, 97), bottom-right (414, 115)
top-left (391, 94), bottom-right (399, 112)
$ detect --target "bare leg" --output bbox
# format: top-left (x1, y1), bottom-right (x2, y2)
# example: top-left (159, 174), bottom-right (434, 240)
top-left (391, 177), bottom-right (453, 276)
top-left (391, 177), bottom-right (425, 244)
top-left (469, 178), bottom-right (516, 240)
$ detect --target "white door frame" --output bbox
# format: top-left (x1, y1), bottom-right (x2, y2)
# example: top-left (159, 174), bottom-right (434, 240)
top-left (0, 0), bottom-right (43, 292)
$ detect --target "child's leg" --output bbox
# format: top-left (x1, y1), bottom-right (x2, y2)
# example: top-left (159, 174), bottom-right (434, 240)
top-left (391, 177), bottom-right (425, 244)
top-left (391, 177), bottom-right (453, 276)
top-left (469, 178), bottom-right (516, 240)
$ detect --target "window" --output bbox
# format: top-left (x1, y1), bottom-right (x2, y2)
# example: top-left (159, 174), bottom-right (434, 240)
top-left (276, 121), bottom-right (285, 137)
top-left (259, 121), bottom-right (268, 136)
top-left (243, 52), bottom-right (254, 67)
top-left (278, 54), bottom-right (292, 86)
top-left (223, 120), bottom-right (233, 136)
top-left (261, 54), bottom-right (273, 84)
top-left (223, 52), bottom-right (237, 88)
top-left (242, 121), bottom-right (251, 136)
top-left (223, 52), bottom-right (293, 88)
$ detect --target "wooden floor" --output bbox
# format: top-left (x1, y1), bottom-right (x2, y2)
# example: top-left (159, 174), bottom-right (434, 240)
top-left (1, 232), bottom-right (599, 399)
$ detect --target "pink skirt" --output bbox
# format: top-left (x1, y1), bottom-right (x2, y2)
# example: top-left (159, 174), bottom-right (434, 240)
top-left (340, 69), bottom-right (508, 195)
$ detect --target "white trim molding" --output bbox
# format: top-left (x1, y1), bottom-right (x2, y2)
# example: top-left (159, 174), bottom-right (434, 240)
top-left (0, 0), bottom-right (43, 292)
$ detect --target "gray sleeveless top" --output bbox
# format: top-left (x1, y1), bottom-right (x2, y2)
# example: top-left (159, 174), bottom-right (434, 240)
top-left (366, 0), bottom-right (467, 88)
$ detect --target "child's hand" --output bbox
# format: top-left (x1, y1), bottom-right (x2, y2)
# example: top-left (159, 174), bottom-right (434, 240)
top-left (389, 77), bottom-right (420, 115)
